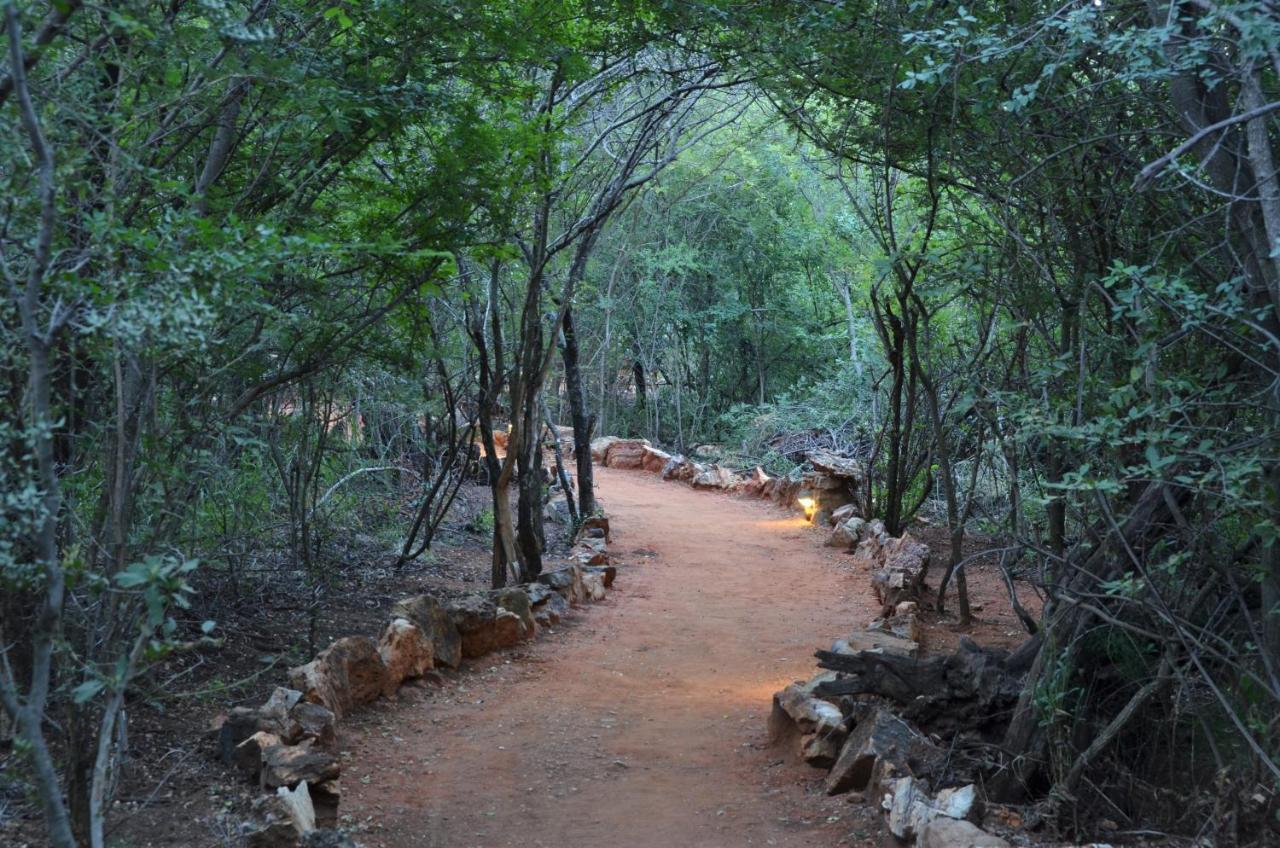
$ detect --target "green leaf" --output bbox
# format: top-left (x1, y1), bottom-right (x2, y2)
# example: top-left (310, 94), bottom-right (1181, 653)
top-left (72, 679), bottom-right (105, 704)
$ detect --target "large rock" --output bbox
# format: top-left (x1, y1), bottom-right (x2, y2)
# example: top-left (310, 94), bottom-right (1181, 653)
top-left (851, 533), bottom-right (886, 570)
top-left (661, 454), bottom-right (698, 482)
top-left (883, 777), bottom-right (984, 841)
top-left (378, 618), bottom-right (434, 690)
top-left (571, 537), bottom-right (608, 566)
top-left (691, 465), bottom-right (737, 490)
top-left (261, 686), bottom-right (303, 719)
top-left (584, 564), bottom-right (616, 588)
top-left (799, 477), bottom-right (857, 516)
top-left (286, 702), bottom-right (336, 749)
top-left (493, 609), bottom-right (527, 647)
top-left (493, 587), bottom-right (536, 637)
top-left (303, 831), bottom-right (357, 848)
top-left (538, 564), bottom-right (585, 606)
top-left (390, 594), bottom-right (462, 669)
top-left (640, 445), bottom-right (671, 473)
top-left (831, 503), bottom-right (861, 523)
top-left (580, 514), bottom-right (611, 542)
top-left (581, 570), bottom-right (607, 602)
top-left (807, 450), bottom-right (865, 481)
top-left (444, 594), bottom-right (499, 659)
top-left (275, 783), bottom-right (316, 835)
top-left (589, 436), bottom-right (621, 463)
top-left (525, 581), bottom-right (553, 605)
top-left (826, 520), bottom-right (861, 549)
top-left (218, 691), bottom-right (291, 766)
top-left (826, 709), bottom-right (941, 796)
top-left (773, 679), bottom-right (845, 738)
top-left (261, 738), bottom-right (342, 790)
top-left (233, 730), bottom-right (280, 780)
top-left (869, 611), bottom-right (921, 644)
top-left (532, 590), bottom-right (570, 627)
top-left (603, 438), bottom-right (651, 469)
top-left (288, 636), bottom-right (389, 718)
top-left (871, 533), bottom-right (931, 612)
top-left (799, 732), bottom-right (842, 769)
top-left (246, 820), bottom-right (299, 848)
top-left (576, 523), bottom-right (606, 543)
top-left (917, 817), bottom-right (1010, 848)
top-left (741, 466), bottom-right (772, 497)
top-left (543, 497), bottom-right (571, 525)
top-left (763, 474), bottom-right (802, 507)
top-left (309, 779), bottom-right (340, 828)
top-left (246, 783), bottom-right (315, 848)
top-left (218, 688), bottom-right (335, 756)
top-left (831, 629), bottom-right (920, 659)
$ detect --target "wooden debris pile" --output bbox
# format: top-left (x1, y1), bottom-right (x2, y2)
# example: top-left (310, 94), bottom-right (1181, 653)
top-left (770, 630), bottom-right (1029, 847)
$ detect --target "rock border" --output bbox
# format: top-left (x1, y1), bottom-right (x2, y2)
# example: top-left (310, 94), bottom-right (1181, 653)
top-left (588, 437), bottom-right (869, 521)
top-left (213, 515), bottom-right (618, 846)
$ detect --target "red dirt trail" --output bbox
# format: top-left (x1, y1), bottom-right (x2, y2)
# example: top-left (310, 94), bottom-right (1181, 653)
top-left (343, 466), bottom-right (883, 847)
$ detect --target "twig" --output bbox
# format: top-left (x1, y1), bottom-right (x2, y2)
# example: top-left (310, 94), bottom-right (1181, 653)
top-left (307, 465), bottom-right (398, 520)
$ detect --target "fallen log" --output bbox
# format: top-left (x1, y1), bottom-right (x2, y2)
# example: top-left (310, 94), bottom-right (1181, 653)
top-left (814, 637), bottom-right (1028, 735)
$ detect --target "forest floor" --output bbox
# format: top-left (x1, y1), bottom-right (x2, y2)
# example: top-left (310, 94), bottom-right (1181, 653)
top-left (338, 466), bottom-right (1038, 848)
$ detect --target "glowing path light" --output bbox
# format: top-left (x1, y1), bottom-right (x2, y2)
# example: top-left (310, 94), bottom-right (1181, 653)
top-left (797, 496), bottom-right (818, 521)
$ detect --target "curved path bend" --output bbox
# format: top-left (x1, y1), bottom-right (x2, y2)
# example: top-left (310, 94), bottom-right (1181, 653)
top-left (344, 465), bottom-right (878, 847)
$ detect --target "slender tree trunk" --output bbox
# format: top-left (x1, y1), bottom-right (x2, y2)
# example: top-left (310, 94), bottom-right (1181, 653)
top-left (836, 275), bottom-right (862, 376)
top-left (0, 11), bottom-right (75, 842)
top-left (1045, 305), bottom-right (1073, 560)
top-left (920, 369), bottom-right (970, 624)
top-left (632, 355), bottom-right (646, 412)
top-left (463, 257), bottom-right (518, 587)
top-left (881, 306), bottom-right (906, 536)
top-left (561, 306), bottom-right (596, 516)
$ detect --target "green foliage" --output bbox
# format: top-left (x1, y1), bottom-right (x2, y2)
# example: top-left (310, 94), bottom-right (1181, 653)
top-left (2, 0), bottom-right (1279, 840)
top-left (469, 508), bottom-right (496, 537)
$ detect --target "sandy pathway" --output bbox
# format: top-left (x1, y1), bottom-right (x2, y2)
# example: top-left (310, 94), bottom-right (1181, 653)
top-left (343, 465), bottom-right (881, 847)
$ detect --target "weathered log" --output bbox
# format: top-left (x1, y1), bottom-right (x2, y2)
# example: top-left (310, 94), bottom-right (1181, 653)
top-left (815, 637), bottom-right (1025, 734)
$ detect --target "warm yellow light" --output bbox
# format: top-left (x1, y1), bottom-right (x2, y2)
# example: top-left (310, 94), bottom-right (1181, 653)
top-left (798, 496), bottom-right (817, 519)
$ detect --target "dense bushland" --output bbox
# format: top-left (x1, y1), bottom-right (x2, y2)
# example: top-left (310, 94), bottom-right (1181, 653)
top-left (2, 0), bottom-right (1278, 844)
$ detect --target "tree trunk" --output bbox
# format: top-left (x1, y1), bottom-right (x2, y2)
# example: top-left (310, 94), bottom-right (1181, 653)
top-left (561, 306), bottom-right (596, 517)
top-left (513, 272), bottom-right (546, 580)
top-left (632, 355), bottom-right (646, 411)
top-left (997, 482), bottom-right (1181, 797)
top-left (877, 296), bottom-right (907, 536)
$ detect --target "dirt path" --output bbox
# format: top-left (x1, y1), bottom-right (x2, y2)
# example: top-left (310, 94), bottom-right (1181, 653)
top-left (343, 466), bottom-right (883, 847)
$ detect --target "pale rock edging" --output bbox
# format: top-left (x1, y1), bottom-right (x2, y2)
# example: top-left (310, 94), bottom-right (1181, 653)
top-left (588, 437), bottom-right (868, 520)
